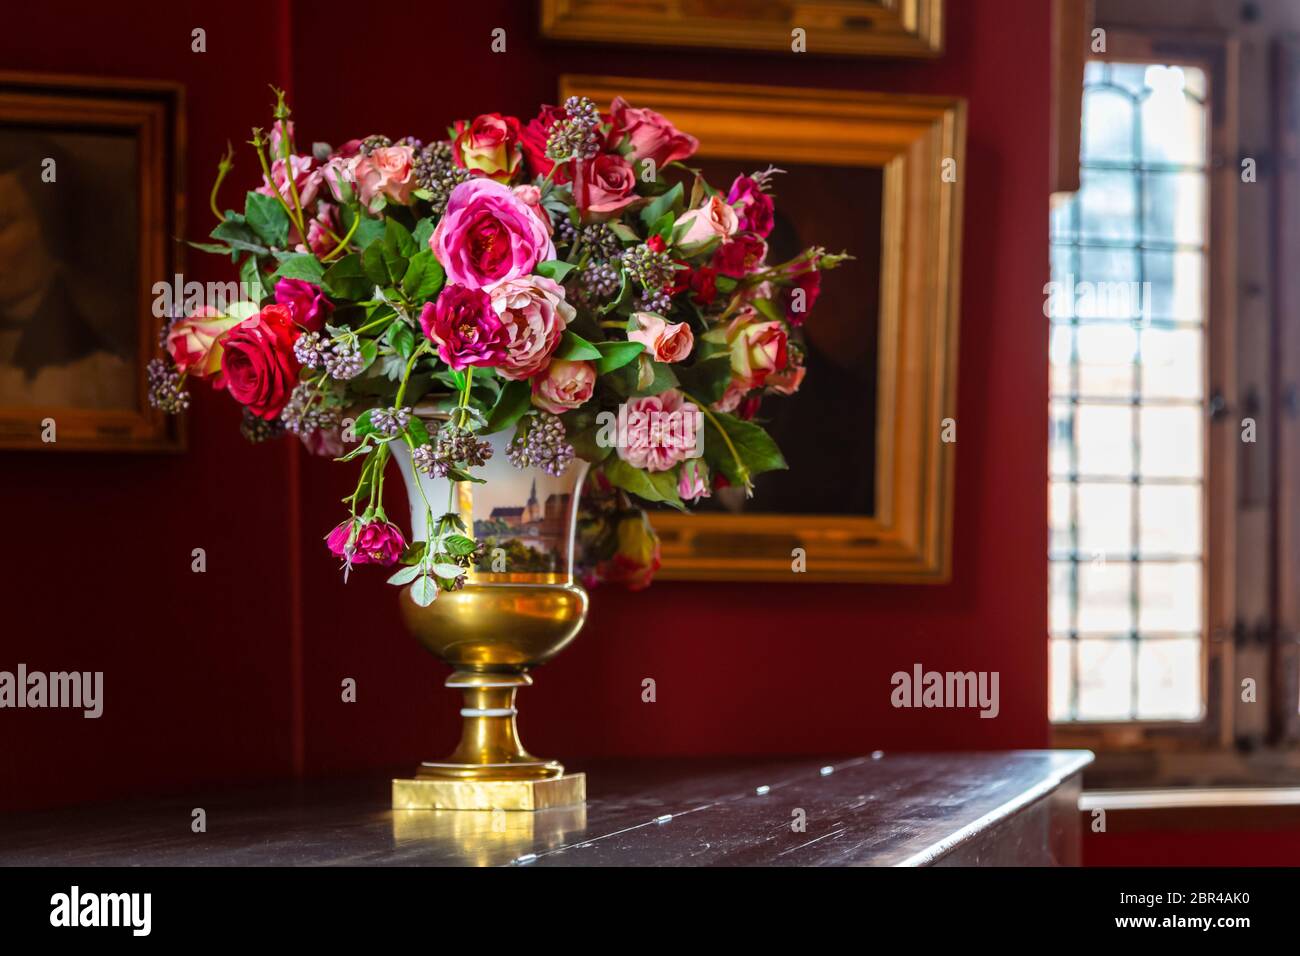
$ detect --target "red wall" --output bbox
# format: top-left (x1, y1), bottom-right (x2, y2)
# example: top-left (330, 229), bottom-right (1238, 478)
top-left (0, 0), bottom-right (1052, 810)
top-left (0, 0), bottom-right (300, 811)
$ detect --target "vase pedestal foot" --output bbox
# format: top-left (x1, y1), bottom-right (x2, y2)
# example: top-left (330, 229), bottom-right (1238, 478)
top-left (391, 773), bottom-right (587, 811)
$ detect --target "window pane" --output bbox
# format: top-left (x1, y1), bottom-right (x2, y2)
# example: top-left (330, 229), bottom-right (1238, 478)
top-left (1078, 639), bottom-right (1133, 720)
top-left (1050, 324), bottom-right (1073, 396)
top-left (1136, 638), bottom-right (1202, 719)
top-left (1050, 560), bottom-right (1074, 634)
top-left (1083, 87), bottom-right (1136, 163)
top-left (1141, 328), bottom-right (1203, 400)
top-left (1138, 562), bottom-right (1202, 633)
top-left (1139, 485), bottom-right (1202, 557)
top-left (1078, 325), bottom-right (1136, 396)
top-left (1142, 171), bottom-right (1206, 246)
top-left (1077, 483), bottom-right (1131, 558)
top-left (1139, 406), bottom-right (1202, 478)
top-left (1139, 69), bottom-right (1206, 167)
top-left (1079, 168), bottom-right (1138, 241)
top-left (1051, 639), bottom-right (1075, 721)
top-left (1050, 402), bottom-right (1074, 476)
top-left (1142, 251), bottom-right (1204, 323)
top-left (1078, 559), bottom-right (1132, 634)
top-left (1077, 403), bottom-right (1133, 476)
top-left (1050, 481), bottom-right (1074, 556)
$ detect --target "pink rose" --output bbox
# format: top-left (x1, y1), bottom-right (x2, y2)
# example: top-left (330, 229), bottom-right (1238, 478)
top-left (579, 153), bottom-right (637, 218)
top-left (677, 459), bottom-right (711, 503)
top-left (722, 315), bottom-right (788, 389)
top-left (418, 284), bottom-right (509, 370)
top-left (302, 203), bottom-right (340, 257)
top-left (674, 195), bottom-right (738, 246)
top-left (220, 304), bottom-right (300, 420)
top-left (453, 113), bottom-right (523, 182)
top-left (713, 382), bottom-right (747, 414)
top-left (258, 154), bottom-right (321, 214)
top-left (726, 175), bottom-right (775, 237)
top-left (766, 362), bottom-right (806, 396)
top-left (354, 145), bottom-right (415, 208)
top-left (531, 359), bottom-right (596, 414)
top-left (488, 275), bottom-right (574, 380)
top-left (627, 312), bottom-right (694, 364)
top-left (511, 184), bottom-right (553, 236)
top-left (431, 179), bottom-right (556, 290)
top-left (274, 277), bottom-right (332, 332)
top-left (326, 518), bottom-right (405, 566)
top-left (608, 97), bottom-right (699, 170)
top-left (617, 389), bottom-right (701, 473)
top-left (712, 234), bottom-right (768, 278)
top-left (166, 307), bottom-right (240, 380)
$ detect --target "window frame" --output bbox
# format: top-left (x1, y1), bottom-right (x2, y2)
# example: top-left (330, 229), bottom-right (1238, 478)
top-left (1051, 29), bottom-right (1240, 757)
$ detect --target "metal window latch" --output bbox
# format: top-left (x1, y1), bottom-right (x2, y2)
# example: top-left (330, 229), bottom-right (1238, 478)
top-left (1208, 389), bottom-right (1229, 421)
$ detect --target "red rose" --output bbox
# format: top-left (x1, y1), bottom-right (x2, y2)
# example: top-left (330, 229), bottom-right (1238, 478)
top-left (672, 264), bottom-right (717, 305)
top-left (782, 268), bottom-right (822, 325)
top-left (520, 105), bottom-right (568, 181)
top-left (712, 235), bottom-right (768, 279)
top-left (220, 304), bottom-right (300, 420)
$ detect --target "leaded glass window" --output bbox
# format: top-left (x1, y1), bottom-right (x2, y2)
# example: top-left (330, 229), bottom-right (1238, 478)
top-left (1049, 62), bottom-right (1208, 722)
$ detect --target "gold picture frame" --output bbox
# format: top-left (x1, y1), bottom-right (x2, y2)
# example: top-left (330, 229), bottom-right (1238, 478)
top-left (561, 75), bottom-right (964, 582)
top-left (0, 72), bottom-right (184, 452)
top-left (541, 0), bottom-right (944, 58)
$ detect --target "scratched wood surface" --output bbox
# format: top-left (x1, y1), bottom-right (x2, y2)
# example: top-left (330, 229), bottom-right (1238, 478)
top-left (0, 751), bottom-right (1092, 867)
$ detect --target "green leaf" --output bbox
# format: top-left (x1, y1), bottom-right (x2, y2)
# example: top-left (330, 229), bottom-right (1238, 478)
top-left (354, 216), bottom-right (385, 249)
top-left (388, 320), bottom-right (416, 359)
top-left (553, 330), bottom-right (602, 362)
top-left (362, 241), bottom-right (403, 288)
top-left (703, 410), bottom-right (787, 485)
top-left (384, 217), bottom-right (417, 258)
top-left (211, 217), bottom-right (270, 257)
top-left (442, 534), bottom-right (477, 556)
top-left (639, 181), bottom-right (683, 230)
top-left (387, 564), bottom-right (423, 586)
top-left (750, 297), bottom-right (784, 323)
top-left (402, 249), bottom-right (446, 303)
top-left (484, 379), bottom-right (532, 433)
top-left (673, 354), bottom-right (731, 404)
top-left (187, 240), bottom-right (233, 255)
top-left (239, 255), bottom-right (271, 302)
top-left (535, 259), bottom-right (577, 282)
top-left (405, 417), bottom-right (431, 447)
top-left (410, 575), bottom-right (438, 606)
top-left (358, 339), bottom-right (379, 372)
top-left (602, 456), bottom-right (682, 510)
top-left (272, 253), bottom-right (326, 285)
top-left (244, 191), bottom-right (290, 248)
top-left (633, 360), bottom-right (679, 396)
top-left (322, 254), bottom-right (372, 300)
top-left (431, 562), bottom-right (464, 579)
top-left (412, 217), bottom-right (436, 249)
top-left (592, 340), bottom-right (643, 374)
top-left (353, 408), bottom-right (378, 440)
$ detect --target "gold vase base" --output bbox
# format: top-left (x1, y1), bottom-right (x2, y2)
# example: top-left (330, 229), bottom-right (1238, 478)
top-left (392, 772), bottom-right (586, 811)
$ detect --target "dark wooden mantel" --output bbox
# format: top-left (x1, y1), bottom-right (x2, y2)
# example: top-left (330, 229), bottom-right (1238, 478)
top-left (0, 751), bottom-right (1092, 866)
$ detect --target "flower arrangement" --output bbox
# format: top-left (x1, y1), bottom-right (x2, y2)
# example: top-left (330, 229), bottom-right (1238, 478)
top-left (151, 90), bottom-right (846, 602)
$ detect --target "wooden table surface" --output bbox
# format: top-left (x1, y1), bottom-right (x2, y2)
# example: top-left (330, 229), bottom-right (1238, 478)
top-left (0, 751), bottom-right (1093, 867)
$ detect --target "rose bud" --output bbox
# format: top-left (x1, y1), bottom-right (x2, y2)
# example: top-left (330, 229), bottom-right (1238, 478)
top-left (166, 307), bottom-right (240, 380)
top-left (531, 359), bottom-right (596, 414)
top-left (627, 312), bottom-right (694, 364)
top-left (274, 277), bottom-right (333, 332)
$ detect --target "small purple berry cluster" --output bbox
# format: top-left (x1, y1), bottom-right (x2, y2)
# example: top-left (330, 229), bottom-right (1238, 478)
top-left (507, 412), bottom-right (574, 477)
top-left (146, 358), bottom-right (189, 413)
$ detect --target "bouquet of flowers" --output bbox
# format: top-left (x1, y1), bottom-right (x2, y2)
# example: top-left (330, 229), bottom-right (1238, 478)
top-left (151, 90), bottom-right (845, 601)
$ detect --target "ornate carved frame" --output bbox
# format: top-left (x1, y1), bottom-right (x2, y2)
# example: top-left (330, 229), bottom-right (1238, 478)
top-left (560, 76), bottom-right (965, 582)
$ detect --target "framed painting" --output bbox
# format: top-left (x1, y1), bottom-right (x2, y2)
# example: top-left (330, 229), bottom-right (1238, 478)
top-left (0, 73), bottom-right (184, 452)
top-left (541, 0), bottom-right (944, 58)
top-left (560, 75), bottom-right (965, 582)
